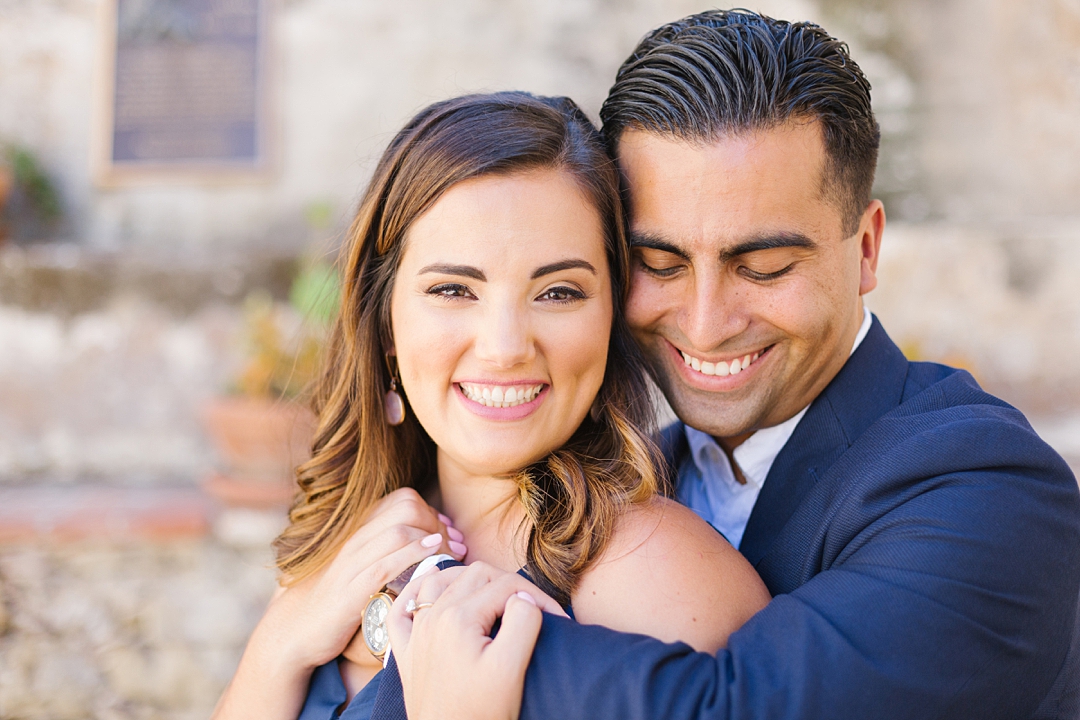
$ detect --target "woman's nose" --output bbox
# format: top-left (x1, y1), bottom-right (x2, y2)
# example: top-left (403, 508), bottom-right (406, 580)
top-left (473, 302), bottom-right (534, 368)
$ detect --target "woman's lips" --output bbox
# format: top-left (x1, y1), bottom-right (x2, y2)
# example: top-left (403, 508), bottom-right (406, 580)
top-left (455, 382), bottom-right (549, 420)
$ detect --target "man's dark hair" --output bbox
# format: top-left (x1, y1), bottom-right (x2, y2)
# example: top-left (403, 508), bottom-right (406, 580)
top-left (600, 8), bottom-right (880, 233)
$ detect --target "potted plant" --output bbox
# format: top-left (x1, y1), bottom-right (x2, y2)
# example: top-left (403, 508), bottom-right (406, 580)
top-left (201, 258), bottom-right (340, 510)
top-left (0, 143), bottom-right (62, 245)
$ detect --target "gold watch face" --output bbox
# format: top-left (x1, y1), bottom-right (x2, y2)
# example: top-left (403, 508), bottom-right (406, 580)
top-left (362, 592), bottom-right (393, 658)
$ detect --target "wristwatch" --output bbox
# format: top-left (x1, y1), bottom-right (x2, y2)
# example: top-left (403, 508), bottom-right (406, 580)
top-left (361, 561), bottom-right (421, 660)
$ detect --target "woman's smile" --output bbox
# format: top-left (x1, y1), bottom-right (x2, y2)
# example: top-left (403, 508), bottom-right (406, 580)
top-left (456, 381), bottom-right (548, 416)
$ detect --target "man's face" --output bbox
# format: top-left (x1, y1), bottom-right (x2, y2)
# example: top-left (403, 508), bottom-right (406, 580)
top-left (619, 122), bottom-right (883, 444)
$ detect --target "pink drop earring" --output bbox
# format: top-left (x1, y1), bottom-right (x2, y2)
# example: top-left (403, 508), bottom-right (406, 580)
top-left (384, 354), bottom-right (405, 426)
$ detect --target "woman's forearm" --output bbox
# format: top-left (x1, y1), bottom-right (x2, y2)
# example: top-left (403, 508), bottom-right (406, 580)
top-left (212, 489), bottom-right (464, 717)
top-left (211, 617), bottom-right (317, 720)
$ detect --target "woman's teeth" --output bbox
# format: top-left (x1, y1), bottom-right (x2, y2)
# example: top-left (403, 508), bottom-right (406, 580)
top-left (680, 350), bottom-right (762, 377)
top-left (459, 383), bottom-right (544, 408)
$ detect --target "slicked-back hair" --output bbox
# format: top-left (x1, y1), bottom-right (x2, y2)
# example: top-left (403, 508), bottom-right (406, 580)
top-left (600, 8), bottom-right (880, 233)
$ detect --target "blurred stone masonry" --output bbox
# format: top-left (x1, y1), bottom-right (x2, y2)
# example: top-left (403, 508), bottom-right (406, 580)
top-left (0, 540), bottom-right (278, 720)
top-left (0, 244), bottom-right (308, 718)
top-left (0, 244), bottom-right (298, 485)
top-left (870, 222), bottom-right (1080, 472)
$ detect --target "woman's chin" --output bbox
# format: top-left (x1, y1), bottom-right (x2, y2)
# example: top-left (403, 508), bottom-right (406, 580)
top-left (439, 446), bottom-right (556, 479)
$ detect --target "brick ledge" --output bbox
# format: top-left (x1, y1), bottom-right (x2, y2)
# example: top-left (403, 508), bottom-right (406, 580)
top-left (0, 484), bottom-right (215, 543)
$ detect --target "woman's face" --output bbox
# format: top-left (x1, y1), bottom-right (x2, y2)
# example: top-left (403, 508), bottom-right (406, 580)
top-left (390, 168), bottom-right (612, 478)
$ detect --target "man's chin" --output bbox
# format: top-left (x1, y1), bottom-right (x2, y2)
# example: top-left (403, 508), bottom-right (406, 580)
top-left (675, 407), bottom-right (760, 440)
top-left (660, 383), bottom-right (768, 441)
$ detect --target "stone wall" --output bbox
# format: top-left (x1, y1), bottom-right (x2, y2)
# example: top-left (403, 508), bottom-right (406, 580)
top-left (2, 0), bottom-right (772, 252)
top-left (0, 539), bottom-right (277, 720)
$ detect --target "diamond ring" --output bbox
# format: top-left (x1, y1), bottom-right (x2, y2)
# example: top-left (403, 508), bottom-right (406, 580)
top-left (405, 599), bottom-right (435, 615)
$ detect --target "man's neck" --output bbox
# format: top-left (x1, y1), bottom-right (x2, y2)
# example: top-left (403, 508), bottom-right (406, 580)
top-left (718, 432), bottom-right (753, 455)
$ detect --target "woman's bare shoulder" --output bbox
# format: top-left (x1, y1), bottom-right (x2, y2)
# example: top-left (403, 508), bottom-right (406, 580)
top-left (571, 497), bottom-right (770, 653)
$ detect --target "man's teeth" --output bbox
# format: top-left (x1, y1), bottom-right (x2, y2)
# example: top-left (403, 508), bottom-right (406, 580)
top-left (460, 383), bottom-right (544, 408)
top-left (680, 350), bottom-right (761, 376)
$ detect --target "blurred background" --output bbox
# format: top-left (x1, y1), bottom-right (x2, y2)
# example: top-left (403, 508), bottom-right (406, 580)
top-left (1, 0), bottom-right (1078, 717)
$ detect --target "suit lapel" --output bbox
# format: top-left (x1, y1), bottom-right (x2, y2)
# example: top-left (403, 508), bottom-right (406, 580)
top-left (738, 318), bottom-right (909, 568)
top-left (658, 419), bottom-right (689, 493)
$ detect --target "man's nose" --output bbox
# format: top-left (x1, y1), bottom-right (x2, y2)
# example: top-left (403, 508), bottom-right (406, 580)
top-left (474, 301), bottom-right (534, 368)
top-left (681, 272), bottom-right (747, 351)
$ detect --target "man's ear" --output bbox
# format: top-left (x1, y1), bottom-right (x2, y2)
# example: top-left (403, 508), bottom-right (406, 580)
top-left (857, 199), bottom-right (885, 296)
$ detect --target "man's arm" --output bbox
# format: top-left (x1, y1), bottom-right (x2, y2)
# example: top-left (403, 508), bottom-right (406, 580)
top-left (518, 417), bottom-right (1080, 720)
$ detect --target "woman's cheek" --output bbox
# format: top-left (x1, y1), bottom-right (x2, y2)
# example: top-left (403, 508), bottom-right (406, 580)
top-left (395, 302), bottom-right (468, 410)
top-left (547, 304), bottom-right (611, 402)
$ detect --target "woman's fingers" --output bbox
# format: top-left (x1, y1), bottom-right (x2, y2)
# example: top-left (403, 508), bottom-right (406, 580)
top-left (351, 531), bottom-right (457, 599)
top-left (340, 489), bottom-right (466, 561)
top-left (386, 565), bottom-right (468, 657)
top-left (436, 563), bottom-right (567, 618)
top-left (486, 592), bottom-right (543, 682)
top-left (392, 565), bottom-right (552, 720)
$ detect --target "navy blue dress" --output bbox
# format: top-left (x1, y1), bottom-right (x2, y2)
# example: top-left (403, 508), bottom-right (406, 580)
top-left (298, 567), bottom-right (570, 720)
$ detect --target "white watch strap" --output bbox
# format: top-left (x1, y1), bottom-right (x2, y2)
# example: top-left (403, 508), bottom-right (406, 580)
top-left (382, 553), bottom-right (456, 668)
top-left (411, 553), bottom-right (455, 581)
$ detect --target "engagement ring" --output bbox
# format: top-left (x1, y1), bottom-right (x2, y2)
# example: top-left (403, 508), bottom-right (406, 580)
top-left (405, 599), bottom-right (435, 615)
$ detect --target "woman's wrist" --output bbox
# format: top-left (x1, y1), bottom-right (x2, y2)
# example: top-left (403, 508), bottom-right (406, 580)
top-left (247, 604), bottom-right (326, 676)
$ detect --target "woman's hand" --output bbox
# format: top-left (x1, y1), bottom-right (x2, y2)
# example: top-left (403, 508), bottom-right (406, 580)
top-left (261, 487), bottom-right (466, 670)
top-left (211, 487), bottom-right (466, 720)
top-left (387, 562), bottom-right (566, 720)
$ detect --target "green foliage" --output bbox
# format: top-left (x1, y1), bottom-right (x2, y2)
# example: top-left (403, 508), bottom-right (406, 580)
top-left (289, 259), bottom-right (340, 327)
top-left (304, 200), bottom-right (334, 230)
top-left (3, 145), bottom-right (61, 223)
top-left (234, 258), bottom-right (342, 400)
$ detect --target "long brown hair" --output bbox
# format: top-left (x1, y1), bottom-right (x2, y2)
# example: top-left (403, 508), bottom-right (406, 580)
top-left (274, 92), bottom-right (662, 606)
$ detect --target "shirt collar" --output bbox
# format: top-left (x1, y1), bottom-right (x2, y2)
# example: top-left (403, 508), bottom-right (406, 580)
top-left (682, 306), bottom-right (872, 485)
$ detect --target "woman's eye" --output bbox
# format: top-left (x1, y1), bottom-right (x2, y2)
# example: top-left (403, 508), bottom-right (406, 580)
top-left (427, 283), bottom-right (475, 300)
top-left (538, 286), bottom-right (586, 303)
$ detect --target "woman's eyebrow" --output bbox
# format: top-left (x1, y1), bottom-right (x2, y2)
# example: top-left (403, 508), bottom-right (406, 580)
top-left (418, 264), bottom-right (486, 281)
top-left (531, 259), bottom-right (597, 279)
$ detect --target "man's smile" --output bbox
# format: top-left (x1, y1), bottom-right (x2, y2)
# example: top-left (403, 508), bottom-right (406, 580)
top-left (665, 340), bottom-right (775, 390)
top-left (678, 346), bottom-right (770, 376)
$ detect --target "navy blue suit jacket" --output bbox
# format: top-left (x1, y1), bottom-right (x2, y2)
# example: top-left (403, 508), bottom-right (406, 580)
top-left (518, 318), bottom-right (1080, 719)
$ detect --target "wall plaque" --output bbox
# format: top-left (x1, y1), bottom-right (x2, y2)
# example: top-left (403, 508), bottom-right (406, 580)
top-left (94, 0), bottom-right (272, 182)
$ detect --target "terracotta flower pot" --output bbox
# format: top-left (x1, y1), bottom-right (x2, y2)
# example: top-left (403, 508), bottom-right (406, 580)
top-left (0, 166), bottom-right (11, 207)
top-left (0, 166), bottom-right (12, 245)
top-left (201, 396), bottom-right (317, 509)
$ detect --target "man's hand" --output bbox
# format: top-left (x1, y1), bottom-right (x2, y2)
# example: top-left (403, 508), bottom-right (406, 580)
top-left (386, 562), bottom-right (566, 720)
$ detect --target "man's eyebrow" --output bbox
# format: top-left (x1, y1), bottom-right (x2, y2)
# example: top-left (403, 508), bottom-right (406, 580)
top-left (720, 233), bottom-right (817, 262)
top-left (417, 264), bottom-right (486, 281)
top-left (628, 231), bottom-right (691, 261)
top-left (531, 259), bottom-right (597, 279)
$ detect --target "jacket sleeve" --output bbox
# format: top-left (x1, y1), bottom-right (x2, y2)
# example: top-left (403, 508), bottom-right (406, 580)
top-left (519, 416), bottom-right (1080, 720)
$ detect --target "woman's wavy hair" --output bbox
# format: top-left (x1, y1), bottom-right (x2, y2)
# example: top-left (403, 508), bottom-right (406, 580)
top-left (273, 91), bottom-right (663, 606)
